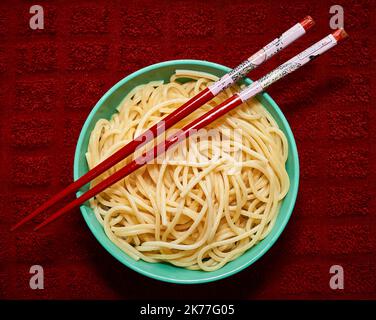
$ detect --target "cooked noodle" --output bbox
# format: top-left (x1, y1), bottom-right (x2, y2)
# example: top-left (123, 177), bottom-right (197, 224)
top-left (86, 70), bottom-right (290, 271)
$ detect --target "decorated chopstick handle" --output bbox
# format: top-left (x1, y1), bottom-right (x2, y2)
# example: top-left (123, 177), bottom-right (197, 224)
top-left (238, 29), bottom-right (348, 102)
top-left (208, 16), bottom-right (314, 95)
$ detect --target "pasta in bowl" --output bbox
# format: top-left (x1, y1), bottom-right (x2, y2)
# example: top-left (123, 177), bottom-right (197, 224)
top-left (74, 60), bottom-right (299, 283)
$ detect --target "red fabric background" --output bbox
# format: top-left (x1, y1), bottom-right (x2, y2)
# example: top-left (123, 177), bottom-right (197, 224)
top-left (0, 0), bottom-right (375, 299)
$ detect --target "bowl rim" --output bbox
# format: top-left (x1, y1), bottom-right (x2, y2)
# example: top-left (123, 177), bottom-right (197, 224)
top-left (73, 59), bottom-right (300, 284)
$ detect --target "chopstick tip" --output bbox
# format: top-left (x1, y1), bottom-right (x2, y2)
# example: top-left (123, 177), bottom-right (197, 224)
top-left (10, 223), bottom-right (21, 232)
top-left (33, 223), bottom-right (43, 231)
top-left (332, 28), bottom-right (348, 42)
top-left (300, 16), bottom-right (315, 31)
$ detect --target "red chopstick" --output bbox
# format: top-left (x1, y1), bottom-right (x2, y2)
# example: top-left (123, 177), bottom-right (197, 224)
top-left (11, 17), bottom-right (314, 231)
top-left (33, 29), bottom-right (347, 231)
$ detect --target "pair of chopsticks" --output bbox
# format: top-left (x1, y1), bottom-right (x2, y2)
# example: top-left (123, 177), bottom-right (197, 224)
top-left (12, 17), bottom-right (348, 231)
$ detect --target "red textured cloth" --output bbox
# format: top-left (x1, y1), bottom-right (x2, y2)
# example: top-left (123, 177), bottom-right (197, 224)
top-left (1, 0), bottom-right (375, 299)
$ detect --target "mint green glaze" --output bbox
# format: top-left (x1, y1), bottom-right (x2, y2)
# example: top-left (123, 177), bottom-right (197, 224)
top-left (73, 60), bottom-right (299, 284)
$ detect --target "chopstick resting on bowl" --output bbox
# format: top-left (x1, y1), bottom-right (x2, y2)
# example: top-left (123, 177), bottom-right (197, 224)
top-left (12, 16), bottom-right (315, 231)
top-left (30, 29), bottom-right (348, 231)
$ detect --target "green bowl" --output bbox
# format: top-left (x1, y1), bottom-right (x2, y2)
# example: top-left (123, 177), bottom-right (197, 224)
top-left (74, 59), bottom-right (299, 284)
